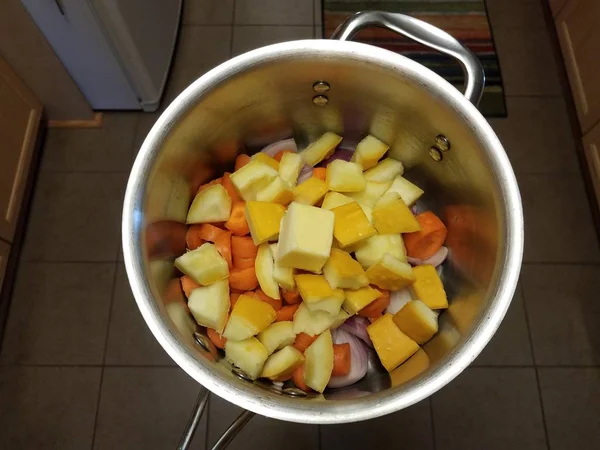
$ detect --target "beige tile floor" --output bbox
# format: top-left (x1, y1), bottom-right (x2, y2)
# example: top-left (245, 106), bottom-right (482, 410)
top-left (1, 0), bottom-right (600, 449)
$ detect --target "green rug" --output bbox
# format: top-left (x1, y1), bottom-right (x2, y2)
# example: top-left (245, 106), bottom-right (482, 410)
top-left (322, 1), bottom-right (506, 117)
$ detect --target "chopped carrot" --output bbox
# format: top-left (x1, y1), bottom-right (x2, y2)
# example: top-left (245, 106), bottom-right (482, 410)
top-left (180, 275), bottom-right (201, 298)
top-left (145, 220), bottom-right (187, 259)
top-left (332, 343), bottom-right (351, 377)
top-left (312, 167), bottom-right (327, 181)
top-left (197, 177), bottom-right (223, 193)
top-left (282, 290), bottom-right (302, 305)
top-left (192, 223), bottom-right (227, 243)
top-left (276, 304), bottom-right (299, 322)
top-left (215, 231), bottom-right (233, 268)
top-left (230, 292), bottom-right (241, 308)
top-left (293, 332), bottom-right (318, 353)
top-left (234, 154), bottom-right (251, 171)
top-left (274, 149), bottom-right (293, 162)
top-left (255, 288), bottom-right (282, 311)
top-left (229, 266), bottom-right (259, 291)
top-left (222, 172), bottom-right (242, 203)
top-left (207, 328), bottom-right (227, 349)
top-left (225, 202), bottom-right (250, 236)
top-left (232, 235), bottom-right (257, 258)
top-left (185, 227), bottom-right (206, 250)
top-left (358, 288), bottom-right (390, 318)
top-left (292, 365), bottom-right (311, 392)
top-left (403, 211), bottom-right (448, 260)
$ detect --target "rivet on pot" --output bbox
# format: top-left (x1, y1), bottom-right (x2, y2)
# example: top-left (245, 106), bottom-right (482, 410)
top-left (193, 332), bottom-right (210, 352)
top-left (282, 387), bottom-right (308, 397)
top-left (312, 81), bottom-right (330, 93)
top-left (312, 95), bottom-right (329, 107)
top-left (429, 147), bottom-right (443, 162)
top-left (435, 134), bottom-right (451, 152)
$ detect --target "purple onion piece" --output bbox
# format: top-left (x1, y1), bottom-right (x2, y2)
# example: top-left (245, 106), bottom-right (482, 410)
top-left (259, 138), bottom-right (297, 157)
top-left (319, 148), bottom-right (355, 167)
top-left (328, 328), bottom-right (369, 388)
top-left (339, 315), bottom-right (373, 347)
top-left (407, 246), bottom-right (448, 267)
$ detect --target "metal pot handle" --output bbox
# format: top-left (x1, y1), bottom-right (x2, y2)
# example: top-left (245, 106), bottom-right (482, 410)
top-left (330, 11), bottom-right (485, 105)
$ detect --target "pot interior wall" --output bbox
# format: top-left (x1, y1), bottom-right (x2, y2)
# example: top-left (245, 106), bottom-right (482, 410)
top-left (136, 46), bottom-right (503, 403)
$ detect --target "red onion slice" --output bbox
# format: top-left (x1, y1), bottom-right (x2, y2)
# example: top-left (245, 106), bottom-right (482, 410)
top-left (339, 315), bottom-right (373, 347)
top-left (296, 164), bottom-right (314, 184)
top-left (259, 138), bottom-right (297, 157)
top-left (328, 328), bottom-right (369, 388)
top-left (319, 148), bottom-right (355, 167)
top-left (407, 246), bottom-right (448, 267)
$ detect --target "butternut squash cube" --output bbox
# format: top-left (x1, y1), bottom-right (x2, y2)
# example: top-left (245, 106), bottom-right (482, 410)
top-left (293, 303), bottom-right (348, 336)
top-left (410, 264), bottom-right (448, 309)
top-left (299, 132), bottom-right (343, 166)
top-left (225, 337), bottom-right (269, 379)
top-left (293, 177), bottom-right (329, 205)
top-left (364, 157), bottom-right (404, 182)
top-left (372, 192), bottom-right (420, 234)
top-left (260, 345), bottom-right (305, 380)
top-left (351, 135), bottom-right (389, 170)
top-left (321, 192), bottom-right (354, 210)
top-left (257, 321), bottom-right (296, 354)
top-left (323, 248), bottom-right (368, 289)
top-left (223, 294), bottom-right (277, 341)
top-left (347, 180), bottom-right (392, 208)
top-left (255, 243), bottom-right (280, 299)
top-left (343, 285), bottom-right (381, 315)
top-left (393, 300), bottom-right (438, 344)
top-left (326, 160), bottom-right (366, 192)
top-left (279, 152), bottom-right (304, 186)
top-left (256, 176), bottom-right (294, 205)
top-left (295, 274), bottom-right (344, 314)
top-left (230, 160), bottom-right (279, 201)
top-left (252, 152), bottom-right (280, 170)
top-left (245, 201), bottom-right (286, 245)
top-left (331, 202), bottom-right (377, 249)
top-left (354, 234), bottom-right (407, 269)
top-left (367, 314), bottom-right (419, 372)
top-left (366, 253), bottom-right (415, 290)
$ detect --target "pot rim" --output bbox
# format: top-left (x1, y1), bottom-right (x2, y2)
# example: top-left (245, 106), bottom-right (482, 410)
top-left (122, 39), bottom-right (524, 424)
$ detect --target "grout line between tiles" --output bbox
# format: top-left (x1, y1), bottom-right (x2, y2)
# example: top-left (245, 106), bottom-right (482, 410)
top-left (429, 397), bottom-right (437, 450)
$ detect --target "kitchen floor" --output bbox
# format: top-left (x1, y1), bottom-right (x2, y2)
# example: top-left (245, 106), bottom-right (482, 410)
top-left (1, 0), bottom-right (599, 449)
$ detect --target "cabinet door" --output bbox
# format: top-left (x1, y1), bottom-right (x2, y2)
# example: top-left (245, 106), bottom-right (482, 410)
top-left (0, 239), bottom-right (9, 290)
top-left (549, 0), bottom-right (569, 17)
top-left (556, 0), bottom-right (600, 133)
top-left (583, 120), bottom-right (600, 211)
top-left (0, 56), bottom-right (42, 242)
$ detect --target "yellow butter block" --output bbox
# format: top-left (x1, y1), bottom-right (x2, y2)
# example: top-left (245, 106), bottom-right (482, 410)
top-left (367, 314), bottom-right (419, 372)
top-left (223, 294), bottom-right (277, 341)
top-left (321, 192), bottom-right (354, 210)
top-left (293, 176), bottom-right (329, 205)
top-left (252, 152), bottom-right (280, 170)
top-left (411, 264), bottom-right (448, 309)
top-left (372, 192), bottom-right (420, 234)
top-left (278, 202), bottom-right (334, 272)
top-left (331, 202), bottom-right (377, 249)
top-left (326, 160), bottom-right (366, 192)
top-left (392, 300), bottom-right (438, 344)
top-left (245, 201), bottom-right (286, 245)
top-left (230, 160), bottom-right (279, 201)
top-left (299, 132), bottom-right (343, 166)
top-left (366, 253), bottom-right (415, 290)
top-left (343, 285), bottom-right (381, 315)
top-left (323, 248), bottom-right (368, 289)
top-left (256, 176), bottom-right (294, 205)
top-left (351, 135), bottom-right (389, 170)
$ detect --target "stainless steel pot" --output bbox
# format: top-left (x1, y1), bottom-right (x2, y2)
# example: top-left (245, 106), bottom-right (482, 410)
top-left (122, 10), bottom-right (523, 433)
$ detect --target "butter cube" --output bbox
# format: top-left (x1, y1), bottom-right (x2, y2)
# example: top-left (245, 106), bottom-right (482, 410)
top-left (367, 314), bottom-right (419, 372)
top-left (256, 176), bottom-right (294, 205)
top-left (331, 202), bottom-right (377, 249)
top-left (347, 181), bottom-right (392, 207)
top-left (223, 293), bottom-right (277, 341)
top-left (385, 176), bottom-right (424, 206)
top-left (270, 243), bottom-right (295, 291)
top-left (279, 152), bottom-right (304, 186)
top-left (321, 192), bottom-right (354, 210)
top-left (230, 160), bottom-right (279, 201)
top-left (411, 265), bottom-right (448, 309)
top-left (351, 135), bottom-right (389, 170)
top-left (245, 201), bottom-right (286, 245)
top-left (252, 152), bottom-right (280, 170)
top-left (366, 253), bottom-right (415, 290)
top-left (225, 337), bottom-right (269, 379)
top-left (354, 234), bottom-right (407, 268)
top-left (295, 274), bottom-right (344, 315)
top-left (372, 192), bottom-right (420, 234)
top-left (175, 243), bottom-right (229, 285)
top-left (326, 160), bottom-right (366, 192)
top-left (299, 132), bottom-right (343, 166)
top-left (364, 157), bottom-right (404, 182)
top-left (323, 248), bottom-right (368, 289)
top-left (343, 285), bottom-right (381, 315)
top-left (393, 300), bottom-right (438, 344)
top-left (293, 177), bottom-right (329, 205)
top-left (278, 202), bottom-right (334, 272)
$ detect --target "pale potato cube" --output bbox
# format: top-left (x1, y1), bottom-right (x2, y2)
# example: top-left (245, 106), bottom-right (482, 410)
top-left (257, 321), bottom-right (296, 354)
top-left (326, 160), bottom-right (366, 192)
top-left (279, 152), bottom-right (304, 186)
top-left (366, 253), bottom-right (416, 290)
top-left (393, 300), bottom-right (438, 344)
top-left (187, 184), bottom-right (232, 224)
top-left (293, 177), bottom-right (329, 206)
top-left (260, 346), bottom-right (305, 380)
top-left (230, 160), bottom-right (279, 201)
top-left (304, 330), bottom-right (334, 392)
top-left (256, 176), bottom-right (294, 205)
top-left (223, 294), bottom-right (277, 341)
top-left (364, 158), bottom-right (404, 182)
top-left (299, 132), bottom-right (343, 166)
top-left (270, 243), bottom-right (295, 291)
top-left (367, 314), bottom-right (419, 372)
top-left (175, 243), bottom-right (229, 285)
top-left (343, 285), bottom-right (381, 315)
top-left (293, 303), bottom-right (344, 336)
top-left (323, 248), bottom-right (368, 289)
top-left (321, 192), bottom-right (354, 210)
top-left (385, 176), bottom-right (424, 206)
top-left (225, 337), bottom-right (269, 379)
top-left (372, 192), bottom-right (420, 234)
top-left (351, 135), bottom-right (389, 170)
top-left (278, 202), bottom-right (334, 272)
top-left (347, 181), bottom-right (392, 208)
top-left (255, 243), bottom-right (280, 299)
top-left (187, 279), bottom-right (230, 333)
top-left (354, 234), bottom-right (407, 269)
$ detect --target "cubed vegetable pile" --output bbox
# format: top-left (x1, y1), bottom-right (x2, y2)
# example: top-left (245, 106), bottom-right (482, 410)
top-left (174, 132), bottom-right (449, 393)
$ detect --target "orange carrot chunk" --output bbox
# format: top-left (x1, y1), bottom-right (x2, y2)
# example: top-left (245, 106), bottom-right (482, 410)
top-left (207, 328), bottom-right (227, 349)
top-left (275, 304), bottom-right (299, 322)
top-left (180, 275), bottom-right (201, 298)
top-left (312, 167), bottom-right (327, 181)
top-left (225, 202), bottom-right (250, 236)
top-left (215, 231), bottom-right (233, 269)
top-left (331, 343), bottom-right (351, 377)
top-left (234, 154), bottom-right (251, 171)
top-left (282, 290), bottom-right (302, 305)
top-left (192, 223), bottom-right (227, 243)
top-left (274, 149), bottom-right (293, 162)
top-left (403, 211), bottom-right (448, 260)
top-left (255, 288), bottom-right (282, 311)
top-left (229, 266), bottom-right (259, 291)
top-left (358, 288), bottom-right (390, 318)
top-left (292, 365), bottom-right (312, 392)
top-left (222, 172), bottom-right (242, 203)
top-left (293, 332), bottom-right (318, 353)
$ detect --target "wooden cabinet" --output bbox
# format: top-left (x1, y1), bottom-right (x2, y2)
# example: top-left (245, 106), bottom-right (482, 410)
top-left (0, 240), bottom-right (9, 289)
top-left (555, 0), bottom-right (600, 133)
top-left (549, 0), bottom-right (569, 16)
top-left (0, 56), bottom-right (42, 242)
top-left (583, 121), bottom-right (600, 211)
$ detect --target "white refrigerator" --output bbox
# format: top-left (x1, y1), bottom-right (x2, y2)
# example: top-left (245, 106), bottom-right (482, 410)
top-left (21, 0), bottom-right (182, 111)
